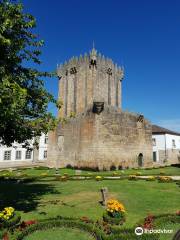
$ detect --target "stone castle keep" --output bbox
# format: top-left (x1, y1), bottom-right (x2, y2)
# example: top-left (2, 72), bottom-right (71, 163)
top-left (47, 48), bottom-right (153, 170)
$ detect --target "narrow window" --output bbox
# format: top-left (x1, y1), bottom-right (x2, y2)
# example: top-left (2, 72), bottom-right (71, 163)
top-left (172, 139), bottom-right (176, 148)
top-left (44, 136), bottom-right (48, 144)
top-left (15, 151), bottom-right (22, 160)
top-left (44, 150), bottom-right (47, 159)
top-left (152, 138), bottom-right (156, 146)
top-left (25, 150), bottom-right (32, 159)
top-left (4, 151), bottom-right (11, 160)
top-left (153, 152), bottom-right (157, 162)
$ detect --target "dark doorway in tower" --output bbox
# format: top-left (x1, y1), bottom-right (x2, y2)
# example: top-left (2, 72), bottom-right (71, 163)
top-left (138, 153), bottom-right (143, 167)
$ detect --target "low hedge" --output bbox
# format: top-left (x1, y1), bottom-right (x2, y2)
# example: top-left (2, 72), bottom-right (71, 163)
top-left (8, 213), bottom-right (180, 240)
top-left (14, 218), bottom-right (106, 240)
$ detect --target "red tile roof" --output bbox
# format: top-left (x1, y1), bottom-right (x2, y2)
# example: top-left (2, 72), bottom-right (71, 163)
top-left (152, 125), bottom-right (180, 136)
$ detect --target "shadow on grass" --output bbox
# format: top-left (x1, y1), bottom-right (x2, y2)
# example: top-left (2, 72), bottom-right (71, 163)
top-left (0, 180), bottom-right (59, 212)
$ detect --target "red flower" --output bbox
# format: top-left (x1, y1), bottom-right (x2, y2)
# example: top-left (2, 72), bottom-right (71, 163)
top-left (143, 215), bottom-right (154, 229)
top-left (19, 220), bottom-right (37, 231)
top-left (3, 232), bottom-right (9, 240)
top-left (24, 220), bottom-right (37, 225)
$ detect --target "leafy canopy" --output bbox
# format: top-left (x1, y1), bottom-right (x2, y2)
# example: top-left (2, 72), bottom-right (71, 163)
top-left (0, 0), bottom-right (58, 146)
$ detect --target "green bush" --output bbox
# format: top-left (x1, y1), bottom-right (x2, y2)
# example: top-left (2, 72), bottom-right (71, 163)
top-left (15, 218), bottom-right (106, 240)
top-left (103, 212), bottom-right (125, 225)
top-left (110, 165), bottom-right (116, 171)
top-left (34, 166), bottom-right (50, 170)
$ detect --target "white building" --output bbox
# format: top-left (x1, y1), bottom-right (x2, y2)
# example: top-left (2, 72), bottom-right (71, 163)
top-left (0, 134), bottom-right (48, 168)
top-left (152, 125), bottom-right (180, 165)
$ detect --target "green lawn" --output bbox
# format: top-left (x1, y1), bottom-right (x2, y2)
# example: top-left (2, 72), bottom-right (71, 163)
top-left (2, 165), bottom-right (180, 177)
top-left (0, 178), bottom-right (179, 228)
top-left (0, 167), bottom-right (179, 239)
top-left (24, 227), bottom-right (95, 240)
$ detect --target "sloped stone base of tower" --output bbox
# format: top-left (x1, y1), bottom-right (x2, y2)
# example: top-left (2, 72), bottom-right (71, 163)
top-left (47, 105), bottom-right (153, 170)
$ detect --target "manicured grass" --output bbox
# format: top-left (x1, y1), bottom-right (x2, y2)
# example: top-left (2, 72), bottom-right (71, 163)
top-left (157, 222), bottom-right (179, 240)
top-left (24, 227), bottom-right (95, 240)
top-left (0, 178), bottom-right (179, 228)
top-left (1, 166), bottom-right (179, 239)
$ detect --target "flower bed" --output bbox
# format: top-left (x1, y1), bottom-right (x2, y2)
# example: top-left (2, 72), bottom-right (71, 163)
top-left (103, 199), bottom-right (126, 225)
top-left (128, 175), bottom-right (138, 181)
top-left (95, 176), bottom-right (103, 181)
top-left (158, 176), bottom-right (173, 183)
top-left (0, 207), bottom-right (21, 229)
top-left (146, 176), bottom-right (156, 181)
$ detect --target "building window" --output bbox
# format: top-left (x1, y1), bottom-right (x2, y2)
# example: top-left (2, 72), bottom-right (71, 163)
top-left (44, 150), bottom-right (47, 159)
top-left (172, 139), bottom-right (176, 148)
top-left (152, 138), bottom-right (156, 146)
top-left (153, 152), bottom-right (157, 162)
top-left (15, 151), bottom-right (21, 160)
top-left (44, 136), bottom-right (48, 144)
top-left (25, 150), bottom-right (32, 159)
top-left (4, 151), bottom-right (11, 160)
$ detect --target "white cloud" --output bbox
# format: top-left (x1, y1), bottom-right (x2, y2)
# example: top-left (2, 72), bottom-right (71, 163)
top-left (157, 119), bottom-right (180, 132)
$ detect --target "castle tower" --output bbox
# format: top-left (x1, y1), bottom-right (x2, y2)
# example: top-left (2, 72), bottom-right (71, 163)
top-left (57, 48), bottom-right (124, 118)
top-left (47, 48), bottom-right (153, 170)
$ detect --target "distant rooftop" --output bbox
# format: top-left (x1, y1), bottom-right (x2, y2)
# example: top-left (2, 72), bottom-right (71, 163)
top-left (152, 125), bottom-right (180, 136)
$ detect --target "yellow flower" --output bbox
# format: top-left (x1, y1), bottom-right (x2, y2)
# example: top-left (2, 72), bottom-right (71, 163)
top-left (95, 176), bottom-right (103, 181)
top-left (106, 199), bottom-right (126, 213)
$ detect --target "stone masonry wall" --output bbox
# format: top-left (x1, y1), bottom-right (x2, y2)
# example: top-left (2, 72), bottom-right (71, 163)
top-left (47, 106), bottom-right (153, 169)
top-left (158, 149), bottom-right (180, 165)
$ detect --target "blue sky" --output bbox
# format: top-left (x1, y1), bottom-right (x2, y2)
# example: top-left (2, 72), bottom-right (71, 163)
top-left (23, 0), bottom-right (180, 131)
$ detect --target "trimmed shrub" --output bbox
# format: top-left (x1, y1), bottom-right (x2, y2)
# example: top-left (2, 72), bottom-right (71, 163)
top-left (128, 175), bottom-right (138, 181)
top-left (34, 166), bottom-right (50, 170)
top-left (135, 172), bottom-right (142, 176)
top-left (55, 176), bottom-right (68, 181)
top-left (95, 176), bottom-right (103, 181)
top-left (146, 176), bottom-right (156, 181)
top-left (158, 176), bottom-right (173, 183)
top-left (110, 165), bottom-right (116, 171)
top-left (118, 165), bottom-right (123, 170)
top-left (15, 218), bottom-right (106, 240)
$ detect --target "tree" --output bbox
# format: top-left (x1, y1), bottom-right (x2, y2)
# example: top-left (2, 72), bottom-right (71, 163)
top-left (0, 0), bottom-right (57, 146)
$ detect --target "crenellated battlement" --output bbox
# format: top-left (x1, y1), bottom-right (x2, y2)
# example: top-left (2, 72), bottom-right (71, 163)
top-left (57, 49), bottom-right (124, 79)
top-left (57, 48), bottom-right (124, 117)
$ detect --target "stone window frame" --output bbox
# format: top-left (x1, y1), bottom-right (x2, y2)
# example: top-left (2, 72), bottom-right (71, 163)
top-left (4, 150), bottom-right (11, 161)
